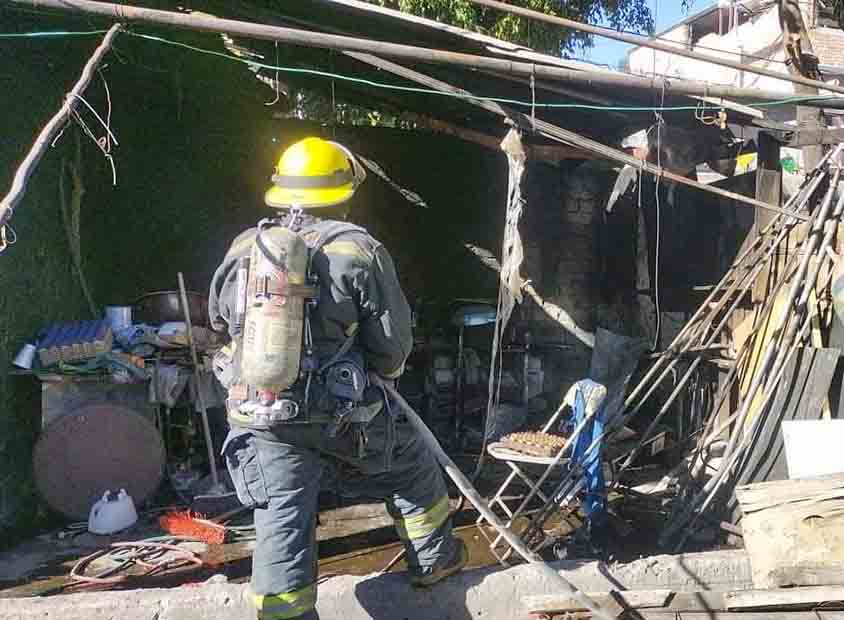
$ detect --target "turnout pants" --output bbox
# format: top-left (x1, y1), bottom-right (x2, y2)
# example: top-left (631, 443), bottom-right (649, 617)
top-left (223, 411), bottom-right (457, 620)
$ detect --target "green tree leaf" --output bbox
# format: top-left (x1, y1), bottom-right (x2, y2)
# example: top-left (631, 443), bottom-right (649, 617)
top-left (364, 0), bottom-right (654, 54)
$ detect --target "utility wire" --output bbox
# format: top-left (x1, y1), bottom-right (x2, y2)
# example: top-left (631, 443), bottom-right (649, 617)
top-left (127, 32), bottom-right (843, 113)
top-left (2, 29), bottom-right (840, 114)
top-left (0, 29), bottom-right (109, 38)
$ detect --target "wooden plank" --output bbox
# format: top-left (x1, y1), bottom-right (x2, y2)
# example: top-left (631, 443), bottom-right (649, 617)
top-left (737, 474), bottom-right (844, 588)
top-left (725, 586), bottom-right (844, 610)
top-left (754, 132), bottom-right (782, 234)
top-left (737, 473), bottom-right (844, 510)
top-left (523, 589), bottom-right (672, 613)
top-left (727, 347), bottom-right (840, 520)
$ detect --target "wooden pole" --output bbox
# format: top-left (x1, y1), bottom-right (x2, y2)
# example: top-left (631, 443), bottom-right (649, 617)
top-left (469, 0), bottom-right (844, 98)
top-left (779, 0), bottom-right (825, 171)
top-left (7, 0), bottom-right (844, 109)
top-left (0, 23), bottom-right (122, 230)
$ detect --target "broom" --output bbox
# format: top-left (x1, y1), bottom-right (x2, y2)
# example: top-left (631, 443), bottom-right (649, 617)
top-left (159, 506), bottom-right (249, 544)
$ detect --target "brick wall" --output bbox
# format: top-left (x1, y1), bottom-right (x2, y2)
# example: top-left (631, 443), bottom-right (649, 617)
top-left (811, 27), bottom-right (844, 66)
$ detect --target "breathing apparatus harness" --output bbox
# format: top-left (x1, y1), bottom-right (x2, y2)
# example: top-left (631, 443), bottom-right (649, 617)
top-left (220, 208), bottom-right (385, 455)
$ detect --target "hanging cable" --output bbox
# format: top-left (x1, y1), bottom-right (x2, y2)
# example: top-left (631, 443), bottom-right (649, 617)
top-left (0, 217), bottom-right (16, 253)
top-left (653, 83), bottom-right (667, 352)
top-left (68, 90), bottom-right (119, 186)
top-left (264, 42), bottom-right (281, 106)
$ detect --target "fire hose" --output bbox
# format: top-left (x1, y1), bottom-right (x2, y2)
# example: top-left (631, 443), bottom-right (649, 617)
top-left (381, 383), bottom-right (616, 620)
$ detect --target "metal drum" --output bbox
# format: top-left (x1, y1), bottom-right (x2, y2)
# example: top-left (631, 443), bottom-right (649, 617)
top-left (33, 404), bottom-right (165, 520)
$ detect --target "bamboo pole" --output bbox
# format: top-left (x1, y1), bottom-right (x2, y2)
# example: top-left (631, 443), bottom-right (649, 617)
top-left (7, 0), bottom-right (844, 108)
top-left (0, 23), bottom-right (122, 230)
top-left (469, 0), bottom-right (844, 98)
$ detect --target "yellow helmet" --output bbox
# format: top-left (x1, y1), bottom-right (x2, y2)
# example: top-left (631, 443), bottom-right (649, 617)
top-left (265, 137), bottom-right (366, 209)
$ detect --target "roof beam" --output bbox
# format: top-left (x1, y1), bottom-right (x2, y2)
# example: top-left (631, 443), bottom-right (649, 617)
top-left (415, 117), bottom-right (590, 164)
top-left (9, 0), bottom-right (844, 109)
top-left (343, 51), bottom-right (809, 222)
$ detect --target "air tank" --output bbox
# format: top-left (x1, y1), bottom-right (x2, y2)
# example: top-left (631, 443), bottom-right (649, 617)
top-left (241, 225), bottom-right (309, 398)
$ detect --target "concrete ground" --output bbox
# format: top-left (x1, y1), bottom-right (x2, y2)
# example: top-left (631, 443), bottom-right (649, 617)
top-left (0, 550), bottom-right (752, 620)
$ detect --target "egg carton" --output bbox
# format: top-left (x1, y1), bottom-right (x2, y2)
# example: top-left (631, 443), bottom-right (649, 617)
top-left (500, 431), bottom-right (568, 457)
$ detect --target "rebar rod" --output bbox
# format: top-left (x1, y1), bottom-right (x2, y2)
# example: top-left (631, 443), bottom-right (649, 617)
top-left (673, 272), bottom-right (834, 551)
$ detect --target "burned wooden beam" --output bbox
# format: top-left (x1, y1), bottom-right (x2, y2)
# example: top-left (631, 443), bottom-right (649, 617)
top-left (410, 117), bottom-right (590, 164)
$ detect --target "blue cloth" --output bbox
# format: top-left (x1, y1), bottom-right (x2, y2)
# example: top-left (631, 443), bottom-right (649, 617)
top-left (565, 380), bottom-right (607, 522)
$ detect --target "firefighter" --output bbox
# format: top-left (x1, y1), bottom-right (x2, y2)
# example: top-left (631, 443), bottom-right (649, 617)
top-left (209, 137), bottom-right (467, 620)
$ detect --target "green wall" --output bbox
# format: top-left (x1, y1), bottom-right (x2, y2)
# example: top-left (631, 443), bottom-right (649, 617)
top-left (0, 16), bottom-right (511, 539)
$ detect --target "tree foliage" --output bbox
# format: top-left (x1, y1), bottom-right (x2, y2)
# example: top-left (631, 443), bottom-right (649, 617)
top-left (363, 0), bottom-right (654, 55)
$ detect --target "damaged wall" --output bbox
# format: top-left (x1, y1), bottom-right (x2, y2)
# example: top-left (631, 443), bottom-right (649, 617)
top-left (0, 29), bottom-right (96, 544)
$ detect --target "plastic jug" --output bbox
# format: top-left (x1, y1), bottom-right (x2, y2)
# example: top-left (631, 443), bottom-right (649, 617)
top-left (88, 489), bottom-right (138, 535)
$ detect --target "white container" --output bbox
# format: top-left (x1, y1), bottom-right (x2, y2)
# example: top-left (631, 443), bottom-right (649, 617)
top-left (13, 343), bottom-right (36, 369)
top-left (105, 306), bottom-right (133, 332)
top-left (783, 420), bottom-right (844, 479)
top-left (88, 489), bottom-right (138, 535)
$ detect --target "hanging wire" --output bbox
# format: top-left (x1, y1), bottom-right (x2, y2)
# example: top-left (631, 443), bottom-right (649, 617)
top-left (70, 90), bottom-right (119, 186)
top-left (0, 217), bottom-right (17, 253)
top-left (120, 31), bottom-right (840, 114)
top-left (0, 29), bottom-right (110, 38)
top-left (652, 82), bottom-right (667, 352)
top-left (264, 42), bottom-right (281, 106)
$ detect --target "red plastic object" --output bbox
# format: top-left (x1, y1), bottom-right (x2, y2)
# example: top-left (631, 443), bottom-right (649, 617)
top-left (159, 511), bottom-right (226, 545)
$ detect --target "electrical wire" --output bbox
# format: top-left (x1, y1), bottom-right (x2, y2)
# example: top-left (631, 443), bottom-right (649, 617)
top-left (1, 28), bottom-right (840, 113)
top-left (0, 29), bottom-right (109, 38)
top-left (124, 32), bottom-right (844, 112)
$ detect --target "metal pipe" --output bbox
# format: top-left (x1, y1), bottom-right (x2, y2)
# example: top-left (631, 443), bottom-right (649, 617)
top-left (0, 23), bottom-right (122, 228)
top-left (619, 150), bottom-right (832, 415)
top-left (8, 0), bottom-right (844, 109)
top-left (621, 213), bottom-right (802, 419)
top-left (722, 166), bottom-right (841, 459)
top-left (537, 205), bottom-right (817, 523)
top-left (178, 272), bottom-right (222, 492)
top-left (673, 286), bottom-right (829, 551)
top-left (382, 384), bottom-right (617, 620)
top-left (469, 0), bottom-right (844, 97)
top-left (696, 255), bottom-right (802, 451)
top-left (661, 167), bottom-right (843, 545)
top-left (614, 226), bottom-right (797, 476)
top-left (620, 159), bottom-right (832, 404)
